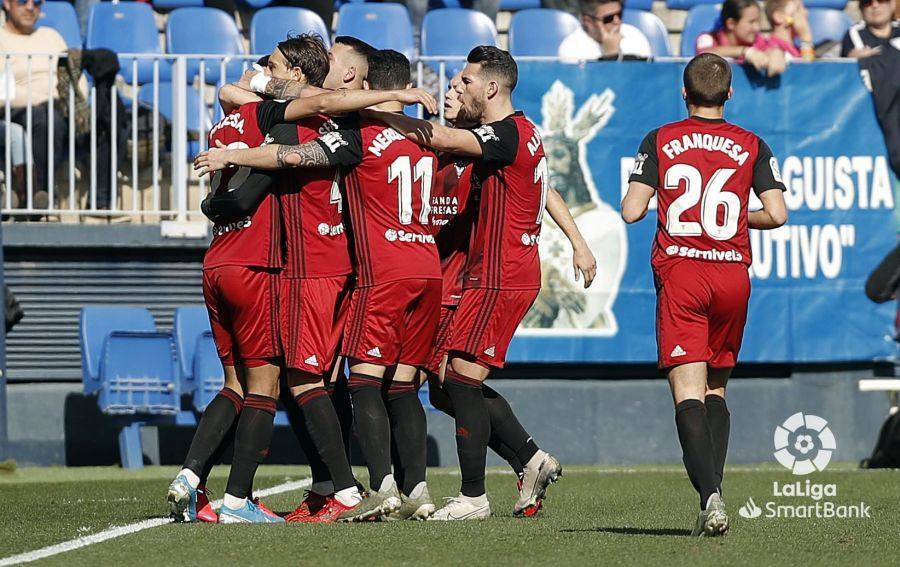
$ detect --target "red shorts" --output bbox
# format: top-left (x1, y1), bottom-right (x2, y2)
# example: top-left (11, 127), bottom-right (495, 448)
top-left (280, 275), bottom-right (352, 374)
top-left (425, 305), bottom-right (457, 375)
top-left (654, 260), bottom-right (750, 370)
top-left (447, 288), bottom-right (538, 369)
top-left (202, 265), bottom-right (281, 366)
top-left (342, 279), bottom-right (441, 366)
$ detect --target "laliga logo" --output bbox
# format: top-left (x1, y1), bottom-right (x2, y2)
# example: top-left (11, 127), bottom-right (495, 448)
top-left (773, 412), bottom-right (836, 475)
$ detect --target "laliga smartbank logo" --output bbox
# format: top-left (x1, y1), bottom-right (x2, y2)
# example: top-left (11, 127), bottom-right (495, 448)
top-left (738, 412), bottom-right (871, 520)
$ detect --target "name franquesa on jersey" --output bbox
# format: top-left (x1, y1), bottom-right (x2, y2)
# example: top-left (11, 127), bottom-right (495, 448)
top-left (660, 132), bottom-right (751, 165)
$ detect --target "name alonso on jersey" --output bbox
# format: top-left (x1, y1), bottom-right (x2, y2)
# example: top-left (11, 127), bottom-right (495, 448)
top-left (661, 133), bottom-right (750, 166)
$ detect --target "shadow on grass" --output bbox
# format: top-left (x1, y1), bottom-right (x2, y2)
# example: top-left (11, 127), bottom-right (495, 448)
top-left (561, 527), bottom-right (693, 537)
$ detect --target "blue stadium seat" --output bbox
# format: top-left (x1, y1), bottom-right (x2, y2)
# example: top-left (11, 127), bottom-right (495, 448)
top-left (167, 7), bottom-right (246, 84)
top-left (136, 82), bottom-right (212, 135)
top-left (623, 9), bottom-right (671, 57)
top-left (192, 332), bottom-right (225, 412)
top-left (499, 0), bottom-right (541, 10)
top-left (666, 0), bottom-right (719, 10)
top-left (244, 0), bottom-right (274, 7)
top-left (807, 8), bottom-right (853, 46)
top-left (173, 306), bottom-right (211, 392)
top-left (80, 306), bottom-right (156, 395)
top-left (623, 0), bottom-right (655, 10)
top-left (680, 4), bottom-right (721, 57)
top-left (152, 0), bottom-right (204, 8)
top-left (335, 4), bottom-right (415, 60)
top-left (97, 331), bottom-right (180, 415)
top-left (38, 1), bottom-right (82, 48)
top-left (422, 9), bottom-right (497, 76)
top-left (803, 0), bottom-right (847, 8)
top-left (508, 9), bottom-right (580, 57)
top-left (250, 7), bottom-right (331, 55)
top-left (86, 2), bottom-right (171, 84)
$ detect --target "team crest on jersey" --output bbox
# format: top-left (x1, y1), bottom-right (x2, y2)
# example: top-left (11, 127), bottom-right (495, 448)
top-left (473, 125), bottom-right (500, 144)
top-left (523, 80), bottom-right (626, 336)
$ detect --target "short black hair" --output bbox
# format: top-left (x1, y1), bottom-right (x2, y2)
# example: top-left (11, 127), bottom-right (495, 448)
top-left (277, 33), bottom-right (329, 88)
top-left (467, 45), bottom-right (518, 91)
top-left (366, 49), bottom-right (411, 90)
top-left (579, 0), bottom-right (622, 13)
top-left (683, 53), bottom-right (732, 107)
top-left (334, 35), bottom-right (378, 59)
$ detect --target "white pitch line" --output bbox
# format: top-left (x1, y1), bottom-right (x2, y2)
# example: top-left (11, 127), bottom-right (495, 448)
top-left (0, 478), bottom-right (311, 567)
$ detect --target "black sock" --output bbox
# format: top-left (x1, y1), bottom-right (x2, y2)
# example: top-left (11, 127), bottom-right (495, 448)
top-left (348, 373), bottom-right (392, 491)
top-left (184, 387), bottom-right (242, 480)
top-left (489, 435), bottom-right (524, 476)
top-left (705, 394), bottom-right (730, 490)
top-left (279, 386), bottom-right (331, 486)
top-left (225, 394), bottom-right (276, 500)
top-left (483, 384), bottom-right (539, 467)
top-left (386, 381), bottom-right (427, 496)
top-left (674, 399), bottom-right (719, 509)
top-left (200, 419), bottom-right (238, 484)
top-left (444, 369), bottom-right (490, 498)
top-left (295, 387), bottom-right (356, 492)
top-left (390, 432), bottom-right (405, 493)
top-left (328, 373), bottom-right (354, 461)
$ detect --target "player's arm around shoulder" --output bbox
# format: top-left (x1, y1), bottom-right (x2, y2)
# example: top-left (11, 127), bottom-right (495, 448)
top-left (622, 128), bottom-right (660, 223)
top-left (362, 110), bottom-right (485, 157)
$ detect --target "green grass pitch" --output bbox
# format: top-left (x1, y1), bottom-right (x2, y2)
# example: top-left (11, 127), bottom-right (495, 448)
top-left (1, 464), bottom-right (897, 566)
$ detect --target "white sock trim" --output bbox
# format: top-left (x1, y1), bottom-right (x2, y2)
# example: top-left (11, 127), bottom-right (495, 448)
top-left (377, 473), bottom-right (396, 494)
top-left (334, 487), bottom-right (363, 507)
top-left (178, 468), bottom-right (200, 489)
top-left (223, 494), bottom-right (247, 510)
top-left (408, 481), bottom-right (426, 500)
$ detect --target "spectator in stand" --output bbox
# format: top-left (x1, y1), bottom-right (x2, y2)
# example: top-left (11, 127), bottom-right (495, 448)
top-left (558, 0), bottom-right (652, 62)
top-left (695, 0), bottom-right (790, 75)
top-left (841, 0), bottom-right (899, 58)
top-left (0, 121), bottom-right (27, 207)
top-left (0, 0), bottom-right (68, 206)
top-left (387, 0), bottom-right (500, 36)
top-left (764, 0), bottom-right (815, 60)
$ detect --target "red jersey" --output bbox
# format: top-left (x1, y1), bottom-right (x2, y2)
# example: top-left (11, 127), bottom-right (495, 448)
top-left (203, 100), bottom-right (287, 270)
top-left (628, 116), bottom-right (786, 272)
top-left (269, 117), bottom-right (352, 279)
top-left (316, 115), bottom-right (441, 287)
top-left (432, 154), bottom-right (475, 306)
top-left (466, 112), bottom-right (546, 290)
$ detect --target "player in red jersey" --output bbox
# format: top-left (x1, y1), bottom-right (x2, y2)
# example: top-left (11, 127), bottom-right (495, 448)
top-left (196, 50), bottom-right (442, 521)
top-left (622, 53), bottom-right (788, 536)
top-left (418, 75), bottom-right (597, 518)
top-left (366, 46), bottom-right (577, 520)
top-left (178, 36), bottom-right (435, 524)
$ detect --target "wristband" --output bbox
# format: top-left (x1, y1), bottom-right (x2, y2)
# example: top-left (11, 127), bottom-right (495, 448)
top-left (249, 72), bottom-right (271, 94)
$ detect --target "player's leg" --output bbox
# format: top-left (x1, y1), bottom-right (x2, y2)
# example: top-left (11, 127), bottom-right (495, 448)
top-left (168, 269), bottom-right (244, 522)
top-left (327, 359), bottom-right (354, 460)
top-left (285, 369), bottom-right (362, 521)
top-left (219, 361), bottom-right (284, 523)
top-left (705, 368), bottom-right (731, 491)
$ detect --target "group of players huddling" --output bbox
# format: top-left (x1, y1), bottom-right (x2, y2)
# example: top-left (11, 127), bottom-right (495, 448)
top-left (167, 30), bottom-right (788, 536)
top-left (168, 34), bottom-right (596, 525)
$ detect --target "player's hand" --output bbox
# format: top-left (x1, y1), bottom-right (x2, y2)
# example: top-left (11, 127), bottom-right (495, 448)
top-left (572, 243), bottom-right (597, 289)
top-left (743, 47), bottom-right (769, 71)
top-left (193, 140), bottom-right (230, 177)
top-left (395, 88), bottom-right (438, 115)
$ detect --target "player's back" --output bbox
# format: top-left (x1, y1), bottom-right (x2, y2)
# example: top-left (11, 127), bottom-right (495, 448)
top-left (343, 118), bottom-right (441, 286)
top-left (204, 102), bottom-right (281, 270)
top-left (646, 117), bottom-right (766, 271)
top-left (274, 117), bottom-right (352, 279)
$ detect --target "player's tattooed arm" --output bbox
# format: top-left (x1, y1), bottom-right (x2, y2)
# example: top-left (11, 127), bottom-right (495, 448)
top-left (259, 77), bottom-right (329, 100)
top-left (545, 188), bottom-right (597, 288)
top-left (363, 110), bottom-right (483, 157)
top-left (274, 142), bottom-right (330, 168)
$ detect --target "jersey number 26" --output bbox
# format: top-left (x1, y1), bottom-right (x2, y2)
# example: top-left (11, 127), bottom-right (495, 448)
top-left (664, 164), bottom-right (740, 241)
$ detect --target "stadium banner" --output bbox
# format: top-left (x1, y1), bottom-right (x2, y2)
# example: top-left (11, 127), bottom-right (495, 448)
top-left (507, 61), bottom-right (897, 364)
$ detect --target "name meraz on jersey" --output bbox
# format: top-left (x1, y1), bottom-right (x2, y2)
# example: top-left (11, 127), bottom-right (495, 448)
top-left (661, 133), bottom-right (750, 166)
top-left (367, 127), bottom-right (406, 157)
